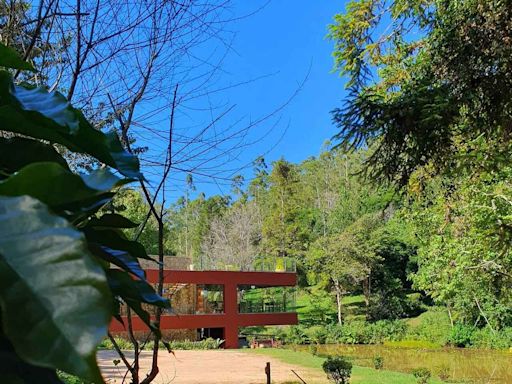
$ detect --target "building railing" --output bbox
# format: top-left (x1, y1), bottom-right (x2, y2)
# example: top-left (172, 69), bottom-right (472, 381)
top-left (192, 256), bottom-right (296, 273)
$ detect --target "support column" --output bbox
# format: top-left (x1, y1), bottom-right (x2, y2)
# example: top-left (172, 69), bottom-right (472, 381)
top-left (223, 282), bottom-right (239, 348)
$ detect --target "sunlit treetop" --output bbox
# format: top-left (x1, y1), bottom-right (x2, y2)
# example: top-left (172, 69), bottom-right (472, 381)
top-left (329, 0), bottom-right (512, 187)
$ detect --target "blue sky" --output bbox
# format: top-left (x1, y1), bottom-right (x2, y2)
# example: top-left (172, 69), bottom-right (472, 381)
top-left (142, 1), bottom-right (349, 200)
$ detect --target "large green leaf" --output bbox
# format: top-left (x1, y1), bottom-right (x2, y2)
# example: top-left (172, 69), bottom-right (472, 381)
top-left (60, 193), bottom-right (116, 225)
top-left (0, 195), bottom-right (111, 383)
top-left (83, 227), bottom-right (152, 261)
top-left (107, 269), bottom-right (169, 334)
top-left (0, 137), bottom-right (69, 176)
top-left (13, 83), bottom-right (80, 133)
top-left (89, 244), bottom-right (145, 280)
top-left (0, 162), bottom-right (129, 208)
top-left (0, 44), bottom-right (35, 72)
top-left (0, 71), bottom-right (142, 179)
top-left (86, 213), bottom-right (139, 229)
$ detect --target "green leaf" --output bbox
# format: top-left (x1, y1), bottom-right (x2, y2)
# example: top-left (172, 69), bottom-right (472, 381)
top-left (12, 82), bottom-right (80, 133)
top-left (107, 269), bottom-right (170, 334)
top-left (89, 244), bottom-right (145, 280)
top-left (86, 213), bottom-right (139, 229)
top-left (0, 71), bottom-right (142, 179)
top-left (0, 162), bottom-right (128, 208)
top-left (61, 193), bottom-right (116, 225)
top-left (83, 227), bottom-right (151, 261)
top-left (0, 44), bottom-right (35, 72)
top-left (0, 137), bottom-right (69, 175)
top-left (0, 195), bottom-right (111, 383)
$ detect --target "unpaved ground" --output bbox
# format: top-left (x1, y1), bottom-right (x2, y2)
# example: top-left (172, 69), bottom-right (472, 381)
top-left (98, 349), bottom-right (327, 384)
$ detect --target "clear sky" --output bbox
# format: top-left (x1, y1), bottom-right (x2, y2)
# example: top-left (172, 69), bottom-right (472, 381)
top-left (142, 1), bottom-right (349, 200)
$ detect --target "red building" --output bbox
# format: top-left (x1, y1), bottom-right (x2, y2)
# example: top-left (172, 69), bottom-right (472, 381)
top-left (110, 259), bottom-right (298, 349)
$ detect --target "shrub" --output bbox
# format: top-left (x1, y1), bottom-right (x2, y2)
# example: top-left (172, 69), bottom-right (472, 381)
top-left (406, 308), bottom-right (452, 346)
top-left (470, 327), bottom-right (512, 349)
top-left (447, 324), bottom-right (475, 347)
top-left (412, 368), bottom-right (431, 384)
top-left (99, 337), bottom-right (223, 350)
top-left (373, 355), bottom-right (384, 370)
top-left (436, 365), bottom-right (450, 382)
top-left (284, 325), bottom-right (309, 344)
top-left (322, 356), bottom-right (353, 384)
top-left (305, 325), bottom-right (328, 344)
top-left (166, 338), bottom-right (223, 350)
top-left (324, 320), bottom-right (407, 345)
top-left (309, 344), bottom-right (318, 355)
top-left (58, 372), bottom-right (88, 384)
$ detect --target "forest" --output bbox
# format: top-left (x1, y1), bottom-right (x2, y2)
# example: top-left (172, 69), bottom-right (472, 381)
top-left (121, 143), bottom-right (512, 349)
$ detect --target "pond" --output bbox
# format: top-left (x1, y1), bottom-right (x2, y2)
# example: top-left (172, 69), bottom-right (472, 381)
top-left (294, 344), bottom-right (512, 383)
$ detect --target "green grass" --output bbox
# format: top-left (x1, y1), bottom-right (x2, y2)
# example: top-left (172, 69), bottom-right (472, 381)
top-left (246, 348), bottom-right (443, 384)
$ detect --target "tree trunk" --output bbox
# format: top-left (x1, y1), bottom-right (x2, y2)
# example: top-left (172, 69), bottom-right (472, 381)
top-left (333, 278), bottom-right (343, 325)
top-left (362, 272), bottom-right (371, 307)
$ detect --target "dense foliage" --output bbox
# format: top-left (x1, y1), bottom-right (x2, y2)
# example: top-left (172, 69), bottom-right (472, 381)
top-left (326, 0), bottom-right (512, 340)
top-left (0, 45), bottom-right (169, 383)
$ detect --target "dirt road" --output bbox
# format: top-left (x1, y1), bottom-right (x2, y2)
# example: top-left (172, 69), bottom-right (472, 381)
top-left (98, 349), bottom-right (327, 384)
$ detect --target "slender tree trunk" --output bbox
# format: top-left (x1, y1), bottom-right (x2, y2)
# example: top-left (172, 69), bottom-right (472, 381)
top-left (447, 304), bottom-right (454, 327)
top-left (333, 278), bottom-right (343, 325)
top-left (362, 272), bottom-right (371, 307)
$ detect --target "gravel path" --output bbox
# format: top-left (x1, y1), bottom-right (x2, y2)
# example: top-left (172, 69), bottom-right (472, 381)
top-left (98, 349), bottom-right (327, 384)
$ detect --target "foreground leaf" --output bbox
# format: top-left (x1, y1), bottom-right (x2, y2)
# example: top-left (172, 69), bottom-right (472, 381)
top-left (0, 137), bottom-right (69, 176)
top-left (0, 71), bottom-right (141, 178)
top-left (0, 44), bottom-right (35, 72)
top-left (89, 245), bottom-right (145, 280)
top-left (0, 162), bottom-right (128, 208)
top-left (86, 214), bottom-right (139, 229)
top-left (0, 195), bottom-right (111, 383)
top-left (107, 269), bottom-right (170, 334)
top-left (83, 227), bottom-right (151, 261)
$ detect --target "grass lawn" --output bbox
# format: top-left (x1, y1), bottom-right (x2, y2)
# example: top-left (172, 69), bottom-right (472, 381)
top-left (246, 348), bottom-right (443, 384)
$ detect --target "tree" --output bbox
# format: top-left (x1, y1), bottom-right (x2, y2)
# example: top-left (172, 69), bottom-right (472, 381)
top-left (311, 214), bottom-right (381, 324)
top-left (329, 0), bottom-right (512, 186)
top-left (262, 159), bottom-right (309, 260)
top-left (329, 0), bottom-right (512, 329)
top-left (0, 45), bottom-right (168, 384)
top-left (202, 201), bottom-right (261, 270)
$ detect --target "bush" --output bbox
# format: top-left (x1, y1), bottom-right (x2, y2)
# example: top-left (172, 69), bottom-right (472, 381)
top-left (436, 365), bottom-right (450, 382)
top-left (470, 327), bottom-right (512, 349)
top-left (58, 372), bottom-right (88, 384)
top-left (305, 325), bottom-right (328, 344)
top-left (447, 324), bottom-right (475, 347)
top-left (322, 356), bottom-right (353, 384)
top-left (285, 325), bottom-right (309, 344)
top-left (406, 308), bottom-right (452, 346)
top-left (373, 355), bottom-right (384, 370)
top-left (324, 320), bottom-right (407, 344)
top-left (99, 337), bottom-right (223, 350)
top-left (412, 368), bottom-right (431, 384)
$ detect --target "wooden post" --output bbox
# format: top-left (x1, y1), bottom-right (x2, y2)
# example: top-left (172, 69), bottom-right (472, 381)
top-left (265, 362), bottom-right (271, 384)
